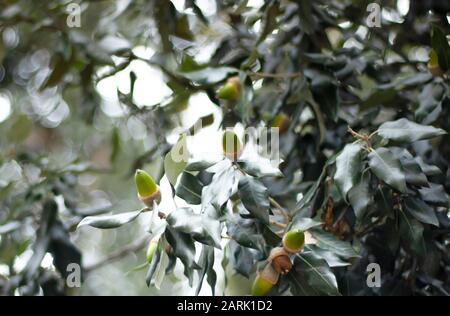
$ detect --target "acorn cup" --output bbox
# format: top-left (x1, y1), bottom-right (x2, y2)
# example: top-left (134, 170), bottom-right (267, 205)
top-left (251, 264), bottom-right (279, 296)
top-left (217, 76), bottom-right (241, 101)
top-left (282, 230), bottom-right (305, 253)
top-left (222, 131), bottom-right (242, 161)
top-left (146, 237), bottom-right (159, 263)
top-left (135, 169), bottom-right (161, 207)
top-left (267, 247), bottom-right (292, 275)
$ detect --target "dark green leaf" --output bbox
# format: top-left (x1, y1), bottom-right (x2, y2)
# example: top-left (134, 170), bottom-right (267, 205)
top-left (146, 246), bottom-right (161, 287)
top-left (431, 24), bottom-right (450, 71)
top-left (361, 88), bottom-right (397, 110)
top-left (415, 84), bottom-right (443, 124)
top-left (257, 0), bottom-right (280, 44)
top-left (226, 216), bottom-right (265, 251)
top-left (334, 143), bottom-right (363, 201)
top-left (294, 162), bottom-right (330, 213)
top-left (348, 171), bottom-right (371, 219)
top-left (234, 72), bottom-right (254, 123)
top-left (399, 214), bottom-right (426, 256)
top-left (40, 53), bottom-right (72, 90)
top-left (289, 251), bottom-right (340, 296)
top-left (399, 73), bottom-right (433, 87)
top-left (77, 209), bottom-right (144, 229)
top-left (196, 245), bottom-right (216, 295)
top-left (153, 0), bottom-right (176, 53)
top-left (165, 226), bottom-right (199, 269)
top-left (175, 172), bottom-right (203, 205)
top-left (185, 0), bottom-right (209, 25)
top-left (305, 245), bottom-right (350, 267)
top-left (49, 219), bottom-right (82, 279)
top-left (167, 207), bottom-right (222, 248)
top-left (310, 229), bottom-right (359, 258)
top-left (311, 75), bottom-right (339, 121)
top-left (228, 240), bottom-right (256, 278)
top-left (297, 0), bottom-right (316, 34)
top-left (404, 197), bottom-right (439, 226)
top-left (290, 217), bottom-right (322, 231)
top-left (185, 158), bottom-right (221, 172)
top-left (377, 118), bottom-right (446, 144)
top-left (202, 165), bottom-right (237, 208)
top-left (390, 147), bottom-right (428, 187)
top-left (151, 250), bottom-right (170, 289)
top-left (23, 199), bottom-right (58, 281)
top-left (238, 177), bottom-right (270, 225)
top-left (237, 156), bottom-right (282, 178)
top-left (419, 184), bottom-right (449, 206)
top-left (415, 157), bottom-right (442, 176)
top-left (368, 147), bottom-right (407, 193)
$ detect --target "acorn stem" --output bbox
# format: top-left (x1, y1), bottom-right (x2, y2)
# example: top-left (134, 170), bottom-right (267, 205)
top-left (269, 197), bottom-right (290, 223)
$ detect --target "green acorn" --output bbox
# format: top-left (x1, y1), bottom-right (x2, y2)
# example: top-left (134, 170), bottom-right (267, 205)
top-left (282, 230), bottom-right (305, 253)
top-left (271, 113), bottom-right (290, 134)
top-left (146, 238), bottom-right (159, 263)
top-left (135, 169), bottom-right (161, 207)
top-left (251, 264), bottom-right (279, 296)
top-left (222, 131), bottom-right (242, 160)
top-left (217, 77), bottom-right (240, 101)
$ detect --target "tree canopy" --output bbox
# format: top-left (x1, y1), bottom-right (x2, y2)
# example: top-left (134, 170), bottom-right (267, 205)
top-left (0, 0), bottom-right (449, 296)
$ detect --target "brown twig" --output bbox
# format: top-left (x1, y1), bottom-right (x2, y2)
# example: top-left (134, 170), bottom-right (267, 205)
top-left (269, 197), bottom-right (290, 223)
top-left (270, 219), bottom-right (287, 229)
top-left (274, 229), bottom-right (285, 236)
top-left (348, 126), bottom-right (375, 152)
top-left (84, 235), bottom-right (150, 272)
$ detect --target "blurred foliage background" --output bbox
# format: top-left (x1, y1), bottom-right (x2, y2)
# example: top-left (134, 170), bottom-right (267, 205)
top-left (0, 0), bottom-right (449, 296)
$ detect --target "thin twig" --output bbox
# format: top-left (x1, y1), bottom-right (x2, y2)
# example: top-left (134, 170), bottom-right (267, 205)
top-left (269, 197), bottom-right (290, 223)
top-left (247, 71), bottom-right (302, 79)
top-left (348, 126), bottom-right (365, 139)
top-left (270, 219), bottom-right (287, 229)
top-left (348, 126), bottom-right (375, 152)
top-left (368, 130), bottom-right (378, 138)
top-left (95, 56), bottom-right (135, 82)
top-left (84, 235), bottom-right (150, 272)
